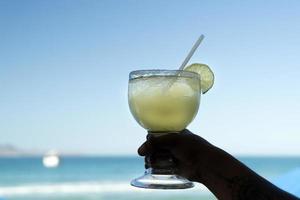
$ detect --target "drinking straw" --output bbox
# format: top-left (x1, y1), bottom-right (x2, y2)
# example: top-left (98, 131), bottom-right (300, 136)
top-left (179, 34), bottom-right (205, 70)
top-left (163, 34), bottom-right (205, 90)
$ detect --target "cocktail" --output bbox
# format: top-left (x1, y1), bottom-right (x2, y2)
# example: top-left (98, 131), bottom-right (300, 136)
top-left (128, 35), bottom-right (214, 189)
top-left (129, 70), bottom-right (201, 133)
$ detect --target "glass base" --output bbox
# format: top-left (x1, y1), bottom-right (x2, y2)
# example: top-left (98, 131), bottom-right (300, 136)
top-left (131, 168), bottom-right (194, 189)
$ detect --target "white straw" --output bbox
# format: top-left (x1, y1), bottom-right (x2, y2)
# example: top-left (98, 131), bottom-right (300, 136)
top-left (179, 34), bottom-right (205, 70)
top-left (163, 34), bottom-right (205, 91)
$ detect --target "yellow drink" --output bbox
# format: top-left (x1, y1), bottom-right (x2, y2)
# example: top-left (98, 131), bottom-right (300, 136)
top-left (128, 72), bottom-right (200, 132)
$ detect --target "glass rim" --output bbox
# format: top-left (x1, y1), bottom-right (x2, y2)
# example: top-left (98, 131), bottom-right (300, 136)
top-left (129, 69), bottom-right (200, 80)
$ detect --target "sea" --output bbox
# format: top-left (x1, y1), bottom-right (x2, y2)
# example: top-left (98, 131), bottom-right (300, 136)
top-left (0, 156), bottom-right (299, 200)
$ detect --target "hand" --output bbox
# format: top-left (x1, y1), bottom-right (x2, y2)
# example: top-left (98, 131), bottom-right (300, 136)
top-left (137, 129), bottom-right (220, 183)
top-left (137, 129), bottom-right (299, 200)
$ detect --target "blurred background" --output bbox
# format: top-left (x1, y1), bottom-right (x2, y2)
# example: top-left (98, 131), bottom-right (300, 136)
top-left (0, 0), bottom-right (299, 199)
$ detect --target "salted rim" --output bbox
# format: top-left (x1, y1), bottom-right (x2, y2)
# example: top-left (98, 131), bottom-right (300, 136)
top-left (129, 69), bottom-right (200, 80)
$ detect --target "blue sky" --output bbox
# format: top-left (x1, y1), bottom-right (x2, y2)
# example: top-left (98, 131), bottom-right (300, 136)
top-left (0, 0), bottom-right (300, 155)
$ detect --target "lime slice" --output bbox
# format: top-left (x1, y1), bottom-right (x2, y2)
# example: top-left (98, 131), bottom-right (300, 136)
top-left (184, 63), bottom-right (214, 94)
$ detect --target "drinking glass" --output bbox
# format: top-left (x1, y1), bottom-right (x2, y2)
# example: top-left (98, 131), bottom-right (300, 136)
top-left (128, 69), bottom-right (201, 189)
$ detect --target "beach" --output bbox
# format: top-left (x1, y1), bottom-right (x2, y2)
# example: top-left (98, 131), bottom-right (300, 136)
top-left (0, 156), bottom-right (299, 200)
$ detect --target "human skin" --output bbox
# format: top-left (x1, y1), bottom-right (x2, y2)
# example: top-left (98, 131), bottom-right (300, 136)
top-left (138, 129), bottom-right (299, 200)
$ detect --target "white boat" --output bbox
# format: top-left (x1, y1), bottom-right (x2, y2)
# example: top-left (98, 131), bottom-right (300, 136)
top-left (43, 150), bottom-right (60, 168)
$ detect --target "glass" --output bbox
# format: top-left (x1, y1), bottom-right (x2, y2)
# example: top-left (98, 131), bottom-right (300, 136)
top-left (128, 69), bottom-right (201, 189)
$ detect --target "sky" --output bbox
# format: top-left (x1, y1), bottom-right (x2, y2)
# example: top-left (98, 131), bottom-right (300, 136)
top-left (0, 0), bottom-right (300, 156)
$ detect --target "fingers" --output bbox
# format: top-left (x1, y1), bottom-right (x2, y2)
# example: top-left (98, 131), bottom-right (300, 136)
top-left (137, 133), bottom-right (181, 156)
top-left (148, 132), bottom-right (181, 148)
top-left (138, 129), bottom-right (205, 157)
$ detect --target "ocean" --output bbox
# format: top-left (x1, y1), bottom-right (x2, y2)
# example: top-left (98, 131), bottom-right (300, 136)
top-left (0, 156), bottom-right (299, 200)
